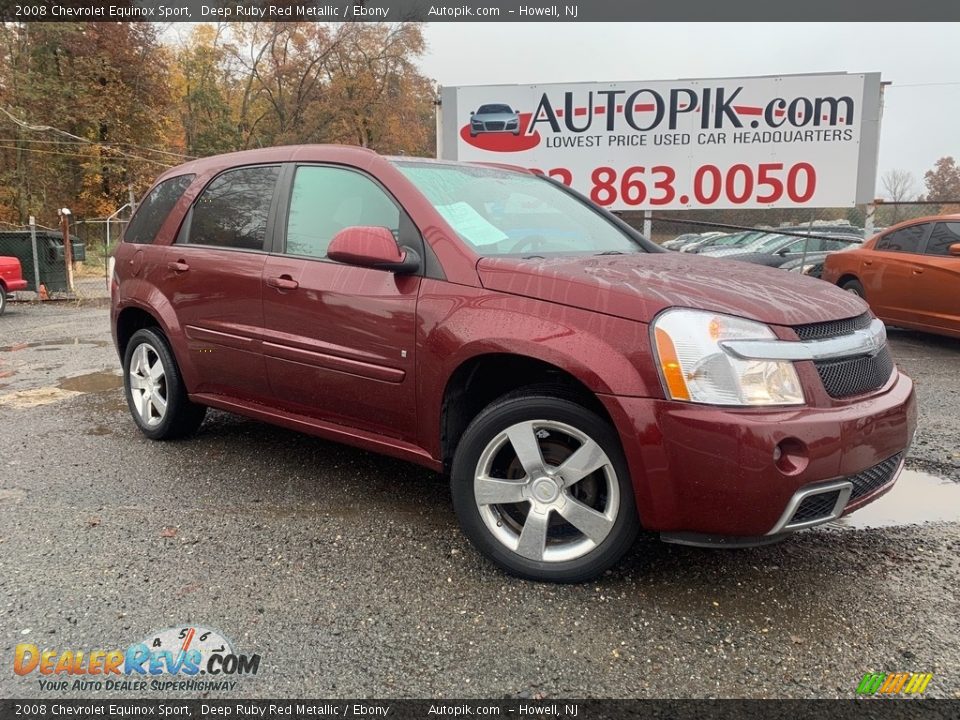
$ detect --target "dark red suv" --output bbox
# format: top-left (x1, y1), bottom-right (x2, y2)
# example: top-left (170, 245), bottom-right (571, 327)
top-left (111, 145), bottom-right (917, 582)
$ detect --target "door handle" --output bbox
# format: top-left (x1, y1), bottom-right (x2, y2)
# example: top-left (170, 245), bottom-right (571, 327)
top-left (266, 275), bottom-right (299, 290)
top-left (167, 260), bottom-right (190, 273)
top-left (863, 260), bottom-right (873, 266)
top-left (912, 268), bottom-right (924, 275)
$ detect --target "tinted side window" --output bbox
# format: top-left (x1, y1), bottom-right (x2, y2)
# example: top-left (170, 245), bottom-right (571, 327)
top-left (925, 222), bottom-right (960, 256)
top-left (124, 174), bottom-right (195, 245)
top-left (875, 224), bottom-right (926, 253)
top-left (184, 166), bottom-right (279, 251)
top-left (285, 166), bottom-right (400, 259)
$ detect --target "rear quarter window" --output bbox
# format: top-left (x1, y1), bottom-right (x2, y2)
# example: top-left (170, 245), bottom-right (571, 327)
top-left (124, 174), bottom-right (195, 245)
top-left (875, 224), bottom-right (927, 253)
top-left (925, 222), bottom-right (960, 256)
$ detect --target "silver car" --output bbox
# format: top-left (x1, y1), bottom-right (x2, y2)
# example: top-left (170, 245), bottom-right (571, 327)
top-left (470, 104), bottom-right (521, 136)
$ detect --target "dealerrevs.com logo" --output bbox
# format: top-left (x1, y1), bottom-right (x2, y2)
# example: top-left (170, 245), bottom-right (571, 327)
top-left (14, 626), bottom-right (260, 693)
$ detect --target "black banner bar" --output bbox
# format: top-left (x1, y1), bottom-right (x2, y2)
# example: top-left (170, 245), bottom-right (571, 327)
top-left (2, 0), bottom-right (960, 22)
top-left (3, 700), bottom-right (960, 720)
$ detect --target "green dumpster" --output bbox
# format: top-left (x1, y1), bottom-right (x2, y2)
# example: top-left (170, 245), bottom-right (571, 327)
top-left (0, 231), bottom-right (85, 293)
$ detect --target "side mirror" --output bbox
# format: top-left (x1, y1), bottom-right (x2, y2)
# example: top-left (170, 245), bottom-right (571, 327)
top-left (470, 111), bottom-right (475, 116)
top-left (327, 226), bottom-right (420, 274)
top-left (950, 243), bottom-right (960, 257)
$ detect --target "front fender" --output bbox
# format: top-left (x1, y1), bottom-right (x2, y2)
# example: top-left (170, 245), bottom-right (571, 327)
top-left (416, 280), bottom-right (662, 458)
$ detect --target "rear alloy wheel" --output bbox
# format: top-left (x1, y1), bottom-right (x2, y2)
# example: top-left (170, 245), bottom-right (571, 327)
top-left (123, 328), bottom-right (205, 440)
top-left (0, 285), bottom-right (6, 315)
top-left (451, 393), bottom-right (638, 582)
top-left (842, 278), bottom-right (866, 298)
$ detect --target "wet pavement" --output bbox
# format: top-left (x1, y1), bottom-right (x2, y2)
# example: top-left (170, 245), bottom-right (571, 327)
top-left (0, 302), bottom-right (959, 699)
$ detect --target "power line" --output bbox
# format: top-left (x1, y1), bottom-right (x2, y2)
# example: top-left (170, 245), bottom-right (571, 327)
top-left (888, 81), bottom-right (960, 88)
top-left (0, 137), bottom-right (194, 160)
top-left (0, 106), bottom-right (195, 161)
top-left (0, 142), bottom-right (176, 168)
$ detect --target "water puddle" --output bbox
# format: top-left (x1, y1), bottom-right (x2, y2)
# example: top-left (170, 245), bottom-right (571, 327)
top-left (832, 468), bottom-right (960, 529)
top-left (58, 370), bottom-right (122, 393)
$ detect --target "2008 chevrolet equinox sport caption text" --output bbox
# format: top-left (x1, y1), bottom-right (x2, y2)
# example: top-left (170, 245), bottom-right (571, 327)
top-left (110, 145), bottom-right (917, 583)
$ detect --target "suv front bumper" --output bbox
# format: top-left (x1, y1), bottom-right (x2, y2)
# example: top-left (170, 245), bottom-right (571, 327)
top-left (600, 370), bottom-right (917, 539)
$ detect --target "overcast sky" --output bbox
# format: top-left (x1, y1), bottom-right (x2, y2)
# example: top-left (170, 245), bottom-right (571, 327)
top-left (419, 22), bottom-right (959, 198)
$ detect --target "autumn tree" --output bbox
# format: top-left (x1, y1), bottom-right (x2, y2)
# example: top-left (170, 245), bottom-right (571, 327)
top-left (921, 156), bottom-right (960, 213)
top-left (224, 22), bottom-right (435, 154)
top-left (177, 24), bottom-right (240, 156)
top-left (0, 20), bottom-right (436, 228)
top-left (0, 22), bottom-right (178, 225)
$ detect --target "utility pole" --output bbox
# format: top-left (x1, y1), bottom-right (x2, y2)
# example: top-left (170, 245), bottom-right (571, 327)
top-left (28, 215), bottom-right (41, 296)
top-left (59, 207), bottom-right (74, 292)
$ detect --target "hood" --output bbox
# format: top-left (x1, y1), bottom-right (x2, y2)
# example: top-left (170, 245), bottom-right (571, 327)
top-left (477, 252), bottom-right (867, 326)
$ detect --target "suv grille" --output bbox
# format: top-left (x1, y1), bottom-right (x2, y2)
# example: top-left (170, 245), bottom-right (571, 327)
top-left (793, 312), bottom-right (872, 341)
top-left (790, 490), bottom-right (842, 524)
top-left (814, 346), bottom-right (894, 398)
top-left (848, 453), bottom-right (902, 502)
top-left (792, 313), bottom-right (893, 398)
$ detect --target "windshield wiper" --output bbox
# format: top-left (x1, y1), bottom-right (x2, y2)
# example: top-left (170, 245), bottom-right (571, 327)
top-left (595, 250), bottom-right (625, 256)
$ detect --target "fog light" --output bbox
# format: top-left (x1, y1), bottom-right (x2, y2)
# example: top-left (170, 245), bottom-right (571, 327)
top-left (774, 438), bottom-right (808, 475)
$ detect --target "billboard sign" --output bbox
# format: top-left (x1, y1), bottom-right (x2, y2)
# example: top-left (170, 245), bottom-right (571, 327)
top-left (439, 73), bottom-right (882, 211)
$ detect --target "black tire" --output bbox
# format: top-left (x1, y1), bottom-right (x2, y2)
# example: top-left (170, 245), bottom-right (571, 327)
top-left (0, 285), bottom-right (6, 316)
top-left (123, 327), bottom-right (206, 440)
top-left (451, 391), bottom-right (639, 583)
top-left (842, 278), bottom-right (866, 298)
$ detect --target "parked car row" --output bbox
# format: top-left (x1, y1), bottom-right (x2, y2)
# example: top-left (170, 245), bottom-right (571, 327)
top-left (661, 216), bottom-right (958, 340)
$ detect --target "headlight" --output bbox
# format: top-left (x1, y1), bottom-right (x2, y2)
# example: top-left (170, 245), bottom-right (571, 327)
top-left (789, 263), bottom-right (816, 274)
top-left (652, 309), bottom-right (804, 406)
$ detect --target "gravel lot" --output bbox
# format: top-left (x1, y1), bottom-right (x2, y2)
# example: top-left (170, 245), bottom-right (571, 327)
top-left (1, 301), bottom-right (958, 699)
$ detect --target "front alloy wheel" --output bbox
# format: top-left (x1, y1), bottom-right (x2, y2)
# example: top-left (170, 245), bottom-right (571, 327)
top-left (475, 420), bottom-right (619, 563)
top-left (451, 393), bottom-right (638, 582)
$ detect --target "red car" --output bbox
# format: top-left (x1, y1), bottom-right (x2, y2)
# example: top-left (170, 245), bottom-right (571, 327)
top-left (822, 215), bottom-right (960, 339)
top-left (0, 255), bottom-right (29, 315)
top-left (111, 146), bottom-right (917, 582)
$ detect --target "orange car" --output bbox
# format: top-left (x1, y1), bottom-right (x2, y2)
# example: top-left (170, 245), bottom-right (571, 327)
top-left (822, 215), bottom-right (960, 339)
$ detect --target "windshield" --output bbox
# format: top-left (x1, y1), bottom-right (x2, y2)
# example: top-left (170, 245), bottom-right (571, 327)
top-left (394, 162), bottom-right (642, 256)
top-left (708, 231), bottom-right (760, 247)
top-left (749, 233), bottom-right (794, 252)
top-left (477, 104), bottom-right (513, 114)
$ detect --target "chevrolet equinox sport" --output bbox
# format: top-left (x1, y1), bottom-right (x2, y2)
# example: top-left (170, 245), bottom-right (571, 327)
top-left (111, 145), bottom-right (917, 583)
